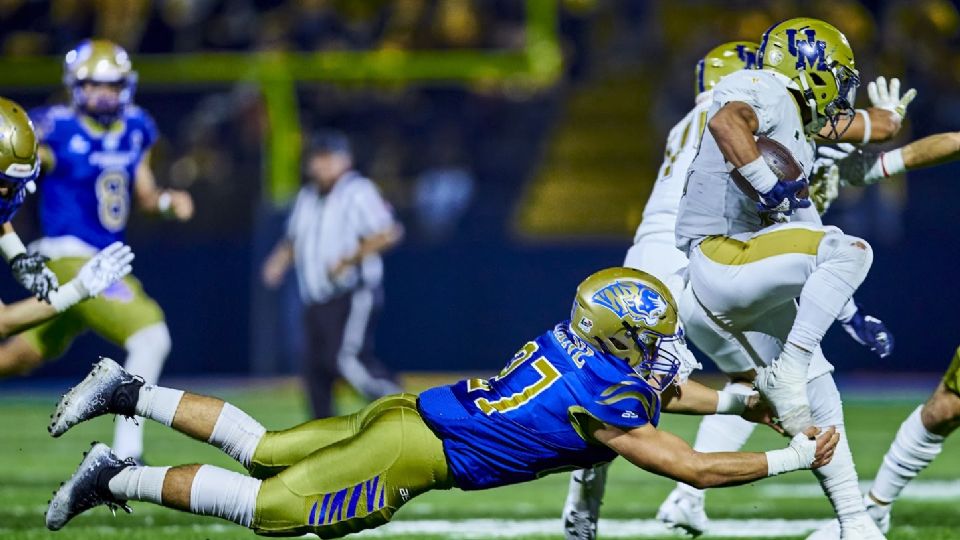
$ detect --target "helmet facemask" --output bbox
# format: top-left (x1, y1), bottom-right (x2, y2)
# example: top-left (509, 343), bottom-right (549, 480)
top-left (607, 320), bottom-right (683, 392)
top-left (64, 40), bottom-right (138, 126)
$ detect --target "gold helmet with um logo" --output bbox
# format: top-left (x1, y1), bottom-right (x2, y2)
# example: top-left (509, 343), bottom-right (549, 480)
top-left (63, 39), bottom-right (138, 125)
top-left (757, 18), bottom-right (860, 139)
top-left (696, 41), bottom-right (759, 95)
top-left (569, 267), bottom-right (685, 391)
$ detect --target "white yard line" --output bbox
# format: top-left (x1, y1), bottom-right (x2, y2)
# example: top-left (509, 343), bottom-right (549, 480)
top-left (358, 518), bottom-right (830, 538)
top-left (759, 479), bottom-right (960, 500)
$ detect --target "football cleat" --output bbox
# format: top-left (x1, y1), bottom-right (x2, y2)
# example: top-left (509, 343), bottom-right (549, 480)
top-left (45, 442), bottom-right (133, 530)
top-left (805, 495), bottom-right (891, 539)
top-left (754, 357), bottom-right (812, 436)
top-left (49, 357), bottom-right (143, 438)
top-left (656, 486), bottom-right (708, 537)
top-left (561, 465), bottom-right (608, 540)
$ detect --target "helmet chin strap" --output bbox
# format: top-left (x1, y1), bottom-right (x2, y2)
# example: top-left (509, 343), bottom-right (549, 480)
top-left (795, 70), bottom-right (823, 134)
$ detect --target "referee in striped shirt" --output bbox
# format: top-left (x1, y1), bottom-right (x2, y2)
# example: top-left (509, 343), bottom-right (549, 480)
top-left (262, 131), bottom-right (403, 417)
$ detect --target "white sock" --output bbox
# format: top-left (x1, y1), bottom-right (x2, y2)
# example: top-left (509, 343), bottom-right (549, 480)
top-left (113, 324), bottom-right (173, 460)
top-left (135, 385), bottom-right (185, 426)
top-left (563, 464), bottom-right (608, 515)
top-left (788, 234), bottom-right (873, 352)
top-left (807, 374), bottom-right (864, 525)
top-left (870, 405), bottom-right (944, 504)
top-left (189, 465), bottom-right (261, 528)
top-left (208, 403), bottom-right (266, 468)
top-left (108, 465), bottom-right (170, 504)
top-left (680, 383), bottom-right (758, 497)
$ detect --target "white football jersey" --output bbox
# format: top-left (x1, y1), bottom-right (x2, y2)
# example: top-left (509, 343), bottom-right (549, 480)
top-left (675, 69), bottom-right (817, 254)
top-left (633, 96), bottom-right (712, 244)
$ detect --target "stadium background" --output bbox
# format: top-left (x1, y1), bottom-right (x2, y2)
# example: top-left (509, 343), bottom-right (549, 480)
top-left (2, 0), bottom-right (957, 382)
top-left (3, 2), bottom-right (960, 540)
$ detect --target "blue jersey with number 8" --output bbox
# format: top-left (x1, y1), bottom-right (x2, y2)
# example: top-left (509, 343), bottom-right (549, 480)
top-left (30, 105), bottom-right (157, 249)
top-left (418, 322), bottom-right (661, 490)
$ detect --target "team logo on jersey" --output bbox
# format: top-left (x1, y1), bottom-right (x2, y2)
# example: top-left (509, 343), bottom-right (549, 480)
top-left (786, 28), bottom-right (828, 71)
top-left (591, 281), bottom-right (668, 326)
top-left (69, 134), bottom-right (90, 154)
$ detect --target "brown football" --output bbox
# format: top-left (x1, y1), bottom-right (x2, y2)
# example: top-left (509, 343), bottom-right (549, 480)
top-left (731, 136), bottom-right (808, 202)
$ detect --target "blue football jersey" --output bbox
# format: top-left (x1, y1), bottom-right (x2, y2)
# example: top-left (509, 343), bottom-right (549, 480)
top-left (30, 105), bottom-right (157, 249)
top-left (418, 322), bottom-right (661, 490)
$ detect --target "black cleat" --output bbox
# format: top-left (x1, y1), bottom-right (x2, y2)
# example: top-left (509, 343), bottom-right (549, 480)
top-left (45, 442), bottom-right (134, 530)
top-left (49, 358), bottom-right (144, 438)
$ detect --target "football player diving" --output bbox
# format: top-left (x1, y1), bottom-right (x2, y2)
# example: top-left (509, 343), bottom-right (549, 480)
top-left (671, 17), bottom-right (911, 539)
top-left (45, 268), bottom-right (839, 537)
top-left (0, 39), bottom-right (194, 464)
top-left (0, 97), bottom-right (135, 340)
top-left (563, 35), bottom-right (912, 539)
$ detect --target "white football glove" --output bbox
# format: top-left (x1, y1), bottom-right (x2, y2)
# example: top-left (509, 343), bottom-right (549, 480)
top-left (867, 76), bottom-right (917, 121)
top-left (76, 242), bottom-right (135, 298)
top-left (809, 144), bottom-right (854, 214)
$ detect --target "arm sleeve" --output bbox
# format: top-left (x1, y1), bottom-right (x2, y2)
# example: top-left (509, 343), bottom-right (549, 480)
top-left (350, 180), bottom-right (397, 238)
top-left (583, 379), bottom-right (661, 431)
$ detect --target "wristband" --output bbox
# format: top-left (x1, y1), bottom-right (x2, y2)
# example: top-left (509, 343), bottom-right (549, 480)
top-left (880, 148), bottom-right (905, 177)
top-left (764, 446), bottom-right (803, 476)
top-left (157, 191), bottom-right (173, 215)
top-left (715, 390), bottom-right (749, 414)
top-left (47, 280), bottom-right (86, 313)
top-left (736, 156), bottom-right (779, 193)
top-left (856, 109), bottom-right (871, 144)
top-left (0, 232), bottom-right (26, 262)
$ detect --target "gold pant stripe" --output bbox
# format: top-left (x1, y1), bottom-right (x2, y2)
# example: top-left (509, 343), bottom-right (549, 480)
top-left (699, 228), bottom-right (826, 266)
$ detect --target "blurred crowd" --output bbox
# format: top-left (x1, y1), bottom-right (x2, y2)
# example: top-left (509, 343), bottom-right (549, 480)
top-left (4, 0), bottom-right (960, 246)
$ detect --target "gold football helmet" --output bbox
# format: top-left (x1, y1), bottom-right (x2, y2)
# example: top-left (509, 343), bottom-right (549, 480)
top-left (696, 41), bottom-right (759, 95)
top-left (570, 267), bottom-right (684, 390)
top-left (63, 39), bottom-right (137, 124)
top-left (758, 18), bottom-right (860, 138)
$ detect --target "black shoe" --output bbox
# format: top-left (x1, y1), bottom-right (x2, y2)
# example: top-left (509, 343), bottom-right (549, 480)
top-left (49, 358), bottom-right (144, 438)
top-left (45, 442), bottom-right (134, 530)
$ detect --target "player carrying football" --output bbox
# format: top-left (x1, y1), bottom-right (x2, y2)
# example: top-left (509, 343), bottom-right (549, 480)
top-left (0, 39), bottom-right (194, 464)
top-left (44, 268), bottom-right (839, 537)
top-left (673, 17), bottom-right (910, 539)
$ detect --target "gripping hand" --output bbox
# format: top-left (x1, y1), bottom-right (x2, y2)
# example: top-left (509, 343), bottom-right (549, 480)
top-left (757, 178), bottom-right (812, 215)
top-left (11, 252), bottom-right (59, 302)
top-left (841, 304), bottom-right (894, 358)
top-left (76, 242), bottom-right (135, 298)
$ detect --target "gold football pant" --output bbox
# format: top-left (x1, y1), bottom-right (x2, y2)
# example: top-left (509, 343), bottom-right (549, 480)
top-left (249, 393), bottom-right (453, 538)
top-left (943, 346), bottom-right (960, 396)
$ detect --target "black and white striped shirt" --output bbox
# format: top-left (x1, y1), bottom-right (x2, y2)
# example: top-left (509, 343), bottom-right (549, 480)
top-left (286, 172), bottom-right (396, 304)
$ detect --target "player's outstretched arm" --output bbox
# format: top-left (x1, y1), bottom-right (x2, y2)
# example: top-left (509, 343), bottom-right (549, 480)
top-left (0, 242), bottom-right (134, 338)
top-left (134, 151), bottom-right (194, 221)
top-left (262, 239), bottom-right (294, 289)
top-left (595, 423), bottom-right (838, 489)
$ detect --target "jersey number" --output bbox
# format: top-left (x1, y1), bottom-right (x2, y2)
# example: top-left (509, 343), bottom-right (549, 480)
top-left (96, 170), bottom-right (130, 232)
top-left (468, 341), bottom-right (561, 415)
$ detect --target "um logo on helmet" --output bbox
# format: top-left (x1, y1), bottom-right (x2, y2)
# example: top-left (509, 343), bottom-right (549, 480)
top-left (786, 28), bottom-right (828, 71)
top-left (591, 281), bottom-right (668, 326)
top-left (736, 45), bottom-right (757, 69)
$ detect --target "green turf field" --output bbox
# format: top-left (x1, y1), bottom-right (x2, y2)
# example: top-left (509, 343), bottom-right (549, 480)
top-left (2, 380), bottom-right (958, 539)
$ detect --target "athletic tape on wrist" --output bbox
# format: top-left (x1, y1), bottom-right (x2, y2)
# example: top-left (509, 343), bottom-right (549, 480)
top-left (48, 281), bottom-right (85, 312)
top-left (715, 391), bottom-right (749, 414)
top-left (0, 232), bottom-right (26, 262)
top-left (736, 156), bottom-right (779, 193)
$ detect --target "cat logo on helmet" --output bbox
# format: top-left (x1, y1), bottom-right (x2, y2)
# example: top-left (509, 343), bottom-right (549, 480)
top-left (63, 39), bottom-right (138, 125)
top-left (758, 18), bottom-right (860, 140)
top-left (696, 41), bottom-right (759, 95)
top-left (569, 267), bottom-right (685, 392)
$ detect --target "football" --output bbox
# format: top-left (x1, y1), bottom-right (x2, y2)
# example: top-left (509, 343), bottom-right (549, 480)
top-left (731, 135), bottom-right (808, 202)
